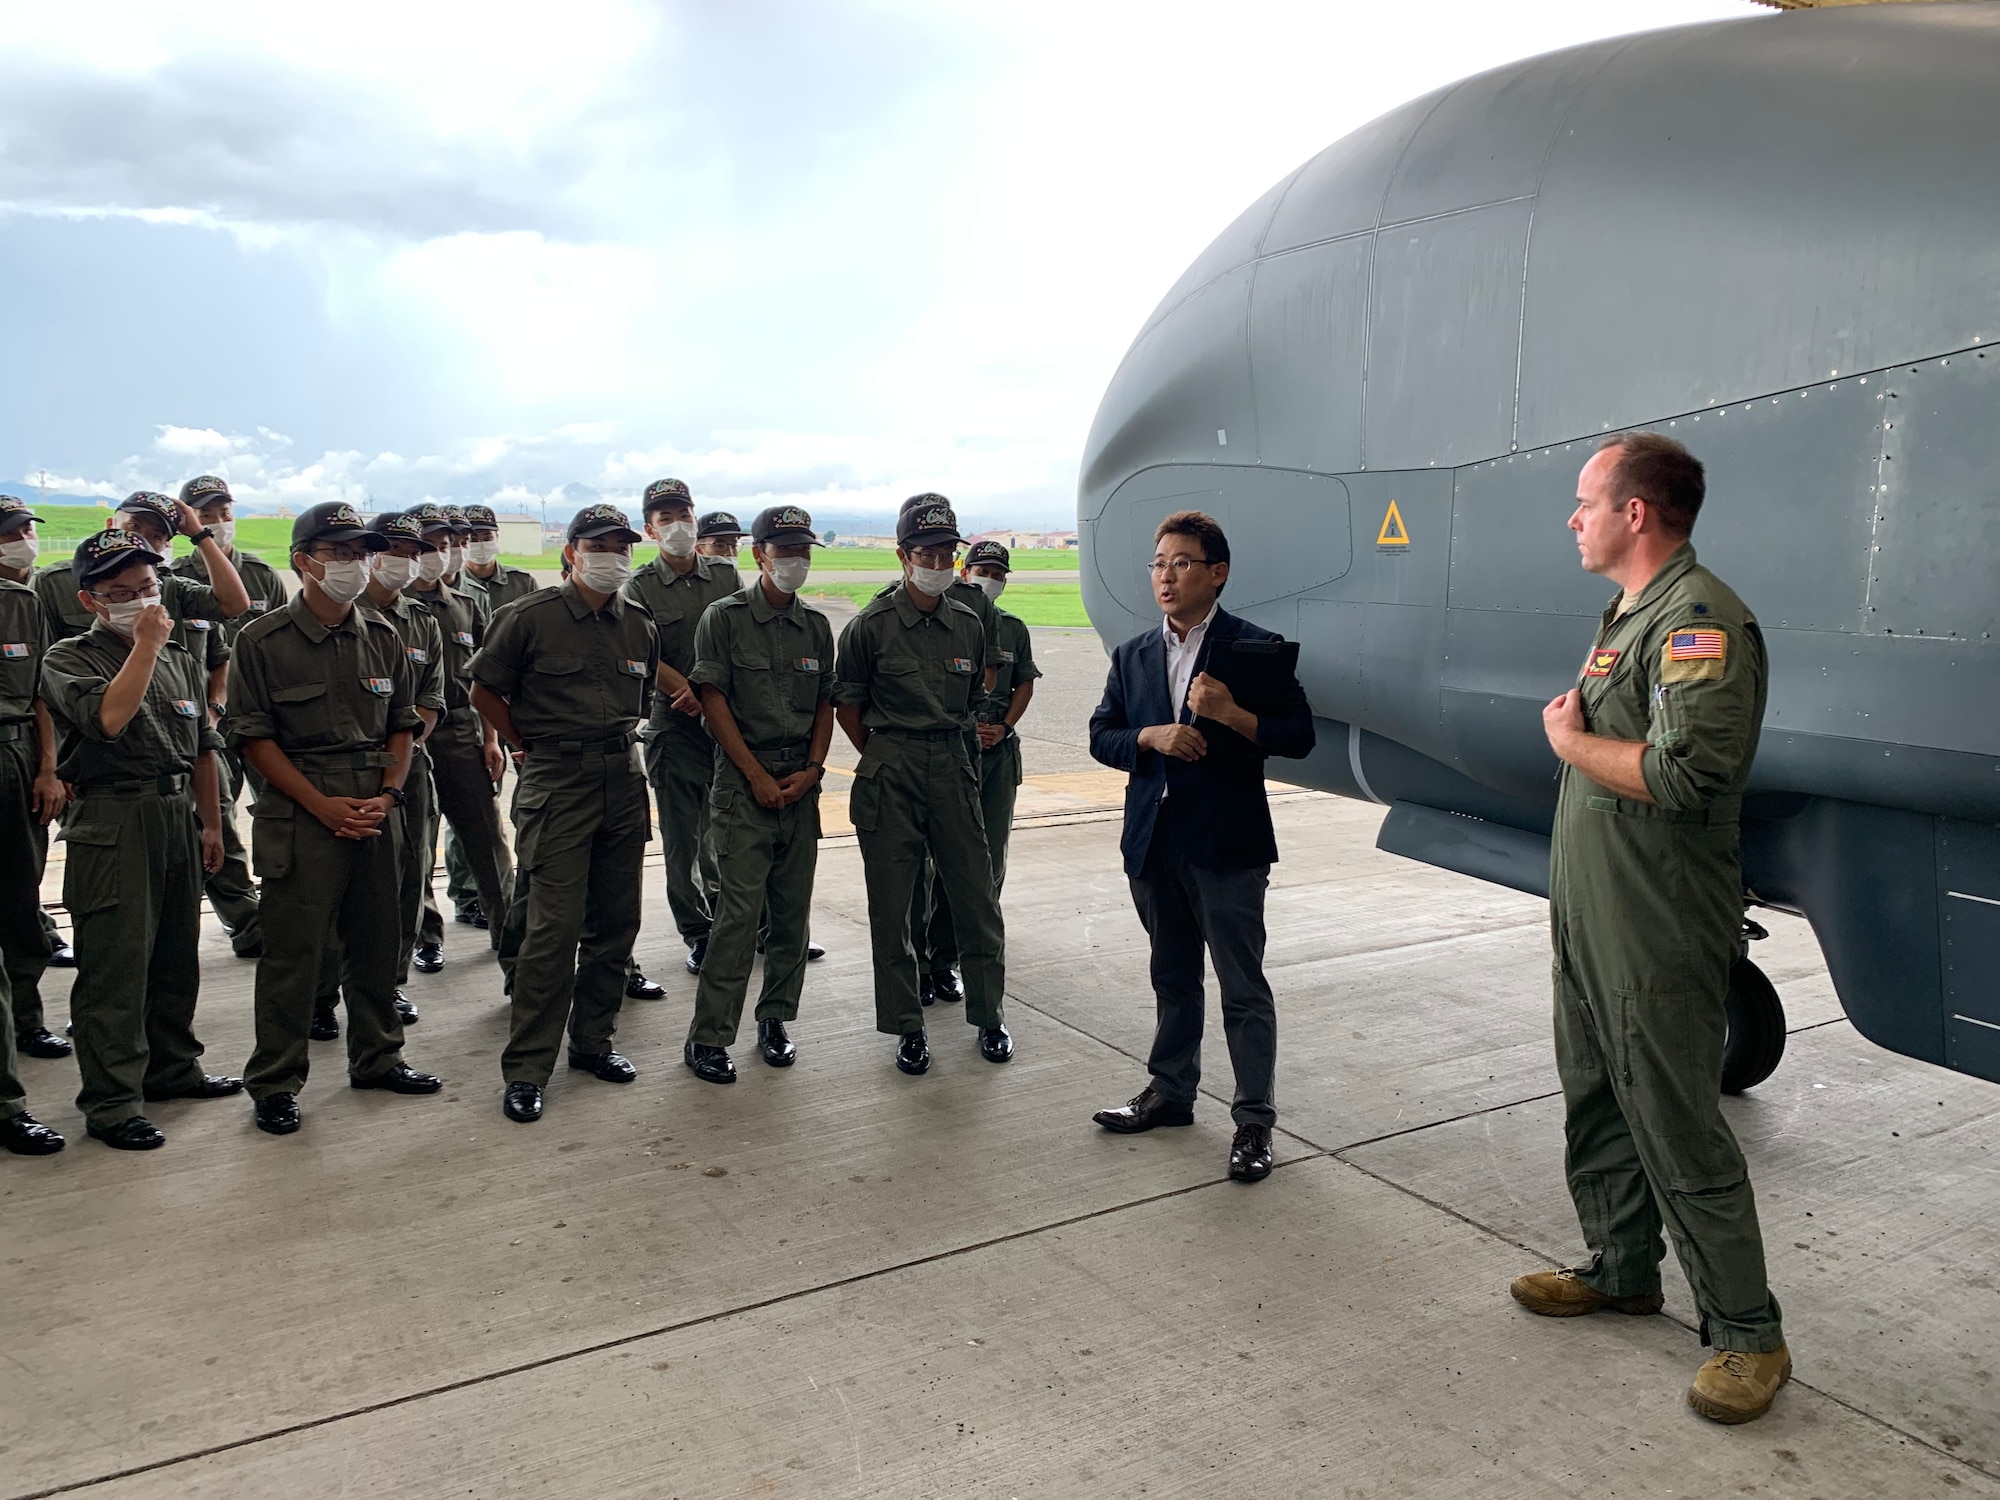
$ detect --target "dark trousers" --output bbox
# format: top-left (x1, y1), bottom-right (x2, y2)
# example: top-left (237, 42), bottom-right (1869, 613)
top-left (0, 736), bottom-right (50, 1038)
top-left (1127, 798), bottom-right (1277, 1128)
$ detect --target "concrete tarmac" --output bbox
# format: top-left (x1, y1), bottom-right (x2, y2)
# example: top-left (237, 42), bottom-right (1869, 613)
top-left (4, 622), bottom-right (1996, 1498)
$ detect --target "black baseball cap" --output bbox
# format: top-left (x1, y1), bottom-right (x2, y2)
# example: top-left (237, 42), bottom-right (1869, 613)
top-left (567, 503), bottom-right (643, 544)
top-left (73, 528), bottom-right (165, 588)
top-left (0, 496), bottom-right (42, 535)
top-left (964, 540), bottom-right (1011, 572)
top-left (406, 501), bottom-right (453, 536)
top-left (897, 494), bottom-right (964, 551)
top-left (181, 475), bottom-right (232, 507)
top-left (642, 478), bottom-right (693, 516)
top-left (441, 503), bottom-right (472, 534)
top-left (371, 512), bottom-right (437, 552)
top-left (750, 505), bottom-right (822, 547)
top-left (461, 503), bottom-right (498, 529)
top-left (116, 491), bottom-right (182, 536)
top-left (291, 501), bottom-right (387, 552)
top-left (696, 510), bottom-right (743, 541)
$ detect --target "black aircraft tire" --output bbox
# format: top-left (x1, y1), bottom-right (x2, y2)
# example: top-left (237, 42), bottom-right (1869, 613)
top-left (1720, 958), bottom-right (1786, 1095)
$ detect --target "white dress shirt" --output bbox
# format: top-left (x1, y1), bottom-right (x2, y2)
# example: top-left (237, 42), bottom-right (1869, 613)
top-left (1159, 602), bottom-right (1218, 798)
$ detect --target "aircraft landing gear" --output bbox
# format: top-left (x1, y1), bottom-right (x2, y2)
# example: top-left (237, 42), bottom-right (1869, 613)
top-left (1721, 920), bottom-right (1785, 1094)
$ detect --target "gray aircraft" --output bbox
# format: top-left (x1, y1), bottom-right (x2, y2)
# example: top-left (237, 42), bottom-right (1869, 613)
top-left (1077, 1), bottom-right (1999, 1092)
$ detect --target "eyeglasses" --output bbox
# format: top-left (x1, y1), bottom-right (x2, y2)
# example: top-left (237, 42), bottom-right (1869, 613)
top-left (88, 583), bottom-right (162, 606)
top-left (308, 544), bottom-right (372, 564)
top-left (905, 546), bottom-right (956, 568)
top-left (1148, 557), bottom-right (1212, 576)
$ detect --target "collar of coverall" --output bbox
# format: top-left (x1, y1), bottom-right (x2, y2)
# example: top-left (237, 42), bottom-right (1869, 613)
top-left (287, 588), bottom-right (366, 642)
top-left (1602, 540), bottom-right (1699, 624)
top-left (559, 575), bottom-right (630, 619)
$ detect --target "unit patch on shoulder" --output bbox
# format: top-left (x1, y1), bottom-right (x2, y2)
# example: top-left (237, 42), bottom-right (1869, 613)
top-left (1662, 627), bottom-right (1727, 683)
top-left (1583, 648), bottom-right (1621, 678)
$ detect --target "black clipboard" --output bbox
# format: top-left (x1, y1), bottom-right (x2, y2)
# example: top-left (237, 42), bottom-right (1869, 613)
top-left (1189, 636), bottom-right (1299, 754)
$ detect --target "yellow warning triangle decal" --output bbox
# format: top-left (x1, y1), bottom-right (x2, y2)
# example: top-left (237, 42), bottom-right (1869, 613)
top-left (1376, 499), bottom-right (1410, 546)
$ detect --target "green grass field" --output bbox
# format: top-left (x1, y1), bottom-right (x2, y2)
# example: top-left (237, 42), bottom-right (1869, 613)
top-left (801, 580), bottom-right (1089, 628)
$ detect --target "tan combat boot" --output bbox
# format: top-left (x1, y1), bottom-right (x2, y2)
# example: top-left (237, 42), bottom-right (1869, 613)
top-left (1687, 1344), bottom-right (1792, 1424)
top-left (1509, 1268), bottom-right (1665, 1317)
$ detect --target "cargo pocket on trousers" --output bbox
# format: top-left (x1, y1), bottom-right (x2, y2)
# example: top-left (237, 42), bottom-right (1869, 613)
top-left (847, 757), bottom-right (881, 833)
top-left (60, 822), bottom-right (122, 916)
top-left (512, 783), bottom-right (554, 872)
top-left (249, 798), bottom-right (296, 882)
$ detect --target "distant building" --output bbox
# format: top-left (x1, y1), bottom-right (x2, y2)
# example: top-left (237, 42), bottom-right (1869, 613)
top-left (493, 512), bottom-right (543, 554)
top-left (831, 534), bottom-right (900, 549)
top-left (970, 530), bottom-right (1078, 550)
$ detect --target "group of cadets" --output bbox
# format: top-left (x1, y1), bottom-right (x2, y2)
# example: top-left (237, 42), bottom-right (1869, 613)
top-left (0, 481), bottom-right (1036, 1153)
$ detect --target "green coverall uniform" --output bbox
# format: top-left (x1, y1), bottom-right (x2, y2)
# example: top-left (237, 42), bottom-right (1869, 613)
top-left (0, 581), bottom-right (54, 1046)
top-left (685, 584), bottom-right (835, 1047)
top-left (623, 552), bottom-right (739, 949)
top-left (42, 623), bottom-right (225, 1128)
top-left (227, 593), bottom-right (423, 1098)
top-left (171, 544), bottom-right (287, 955)
top-left (1550, 542), bottom-right (1784, 1355)
top-left (835, 585), bottom-right (1006, 1036)
top-left (408, 580), bottom-right (513, 949)
top-left (473, 582), bottom-right (656, 1086)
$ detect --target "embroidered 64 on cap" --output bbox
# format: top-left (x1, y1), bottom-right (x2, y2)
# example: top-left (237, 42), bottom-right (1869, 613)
top-left (290, 501), bottom-right (387, 552)
top-left (180, 474), bottom-right (231, 505)
top-left (72, 528), bottom-right (166, 588)
top-left (751, 506), bottom-right (822, 547)
top-left (642, 477), bottom-right (692, 514)
top-left (566, 503), bottom-right (643, 544)
top-left (897, 494), bottom-right (964, 550)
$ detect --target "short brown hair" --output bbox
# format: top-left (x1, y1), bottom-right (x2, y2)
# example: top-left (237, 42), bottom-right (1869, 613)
top-left (1598, 432), bottom-right (1705, 537)
top-left (1154, 510), bottom-right (1230, 568)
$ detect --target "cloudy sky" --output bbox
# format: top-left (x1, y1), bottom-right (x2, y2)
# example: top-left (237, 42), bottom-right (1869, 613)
top-left (0, 0), bottom-right (1757, 526)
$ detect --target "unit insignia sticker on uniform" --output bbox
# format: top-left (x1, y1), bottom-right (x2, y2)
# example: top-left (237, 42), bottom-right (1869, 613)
top-left (171, 699), bottom-right (199, 717)
top-left (1, 643), bottom-right (26, 659)
top-left (1584, 648), bottom-right (1621, 678)
top-left (407, 647), bottom-right (428, 663)
top-left (454, 631), bottom-right (475, 647)
top-left (999, 650), bottom-right (1015, 663)
top-left (622, 659), bottom-right (647, 676)
top-left (363, 677), bottom-right (394, 695)
top-left (950, 658), bottom-right (974, 674)
top-left (797, 658), bottom-right (820, 672)
top-left (187, 618), bottom-right (210, 630)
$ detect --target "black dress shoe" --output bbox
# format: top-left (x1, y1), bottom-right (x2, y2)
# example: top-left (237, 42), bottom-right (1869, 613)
top-left (625, 970), bottom-right (667, 1001)
top-left (88, 1115), bottom-right (166, 1151)
top-left (394, 990), bottom-right (420, 1025)
top-left (350, 1063), bottom-right (444, 1095)
top-left (684, 1040), bottom-right (736, 1084)
top-left (567, 1048), bottom-right (637, 1083)
top-left (412, 943), bottom-right (445, 973)
top-left (684, 938), bottom-right (709, 975)
top-left (454, 903), bottom-right (486, 928)
top-left (931, 969), bottom-right (964, 1005)
top-left (310, 1008), bottom-right (340, 1041)
top-left (502, 1081), bottom-right (543, 1123)
top-left (896, 1030), bottom-right (931, 1076)
top-left (918, 973), bottom-right (935, 1007)
top-left (144, 1074), bottom-right (244, 1102)
top-left (807, 942), bottom-right (826, 962)
top-left (1229, 1123), bottom-right (1275, 1183)
top-left (757, 1019), bottom-right (796, 1067)
top-left (254, 1093), bottom-right (302, 1135)
top-left (46, 939), bottom-right (76, 968)
top-left (978, 1025), bottom-right (1013, 1064)
top-left (17, 1027), bottom-right (73, 1059)
top-left (0, 1111), bottom-right (65, 1155)
top-left (1093, 1086), bottom-right (1195, 1134)
top-left (233, 940), bottom-right (263, 959)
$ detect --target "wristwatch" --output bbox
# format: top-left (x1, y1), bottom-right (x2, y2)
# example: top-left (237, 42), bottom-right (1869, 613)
top-left (381, 785), bottom-right (409, 808)
top-left (188, 525), bottom-right (216, 546)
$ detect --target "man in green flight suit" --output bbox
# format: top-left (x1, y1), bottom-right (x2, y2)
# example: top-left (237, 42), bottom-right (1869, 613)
top-left (472, 503), bottom-right (657, 1125)
top-left (169, 474), bottom-right (278, 959)
top-left (227, 501), bottom-right (443, 1137)
top-left (834, 496), bottom-right (1012, 1074)
top-left (681, 505), bottom-right (835, 1083)
top-left (0, 496), bottom-right (70, 1062)
top-left (624, 477), bottom-right (739, 976)
top-left (305, 511), bottom-right (445, 1033)
top-left (42, 530), bottom-right (245, 1150)
top-left (1509, 433), bottom-right (1789, 1425)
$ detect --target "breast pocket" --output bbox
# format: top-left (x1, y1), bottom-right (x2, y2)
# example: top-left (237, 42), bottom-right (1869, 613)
top-left (790, 656), bottom-right (823, 714)
top-left (528, 655), bottom-right (583, 715)
top-left (652, 608), bottom-right (691, 670)
top-left (271, 680), bottom-right (333, 742)
top-left (729, 646), bottom-right (781, 720)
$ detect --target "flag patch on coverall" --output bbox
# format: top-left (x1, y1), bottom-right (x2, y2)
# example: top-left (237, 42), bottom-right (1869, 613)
top-left (1668, 630), bottom-right (1726, 661)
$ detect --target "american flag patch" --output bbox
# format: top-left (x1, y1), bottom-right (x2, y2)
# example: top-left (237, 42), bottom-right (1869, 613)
top-left (1668, 629), bottom-right (1726, 662)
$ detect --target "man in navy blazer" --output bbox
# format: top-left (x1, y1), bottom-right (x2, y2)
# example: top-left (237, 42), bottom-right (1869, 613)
top-left (1087, 510), bottom-right (1314, 1182)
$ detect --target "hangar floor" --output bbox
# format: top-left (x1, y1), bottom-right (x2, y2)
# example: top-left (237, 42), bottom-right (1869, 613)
top-left (3, 627), bottom-right (1995, 1499)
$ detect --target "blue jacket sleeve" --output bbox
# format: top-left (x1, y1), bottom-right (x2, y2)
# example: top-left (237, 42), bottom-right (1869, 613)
top-left (1088, 646), bottom-right (1145, 772)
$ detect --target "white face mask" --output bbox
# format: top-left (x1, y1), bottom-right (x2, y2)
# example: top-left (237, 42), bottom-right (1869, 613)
top-left (0, 535), bottom-right (36, 570)
top-left (655, 520), bottom-right (696, 558)
top-left (907, 563), bottom-right (955, 597)
top-left (316, 559), bottom-right (370, 605)
top-left (372, 554), bottom-right (416, 591)
top-left (573, 550), bottom-right (633, 594)
top-left (766, 557), bottom-right (810, 595)
top-left (444, 541), bottom-right (466, 574)
top-left (969, 574), bottom-right (1006, 602)
top-left (101, 597), bottom-right (152, 638)
top-left (416, 550), bottom-right (447, 583)
top-left (208, 520), bottom-right (236, 552)
top-left (466, 539), bottom-right (500, 567)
